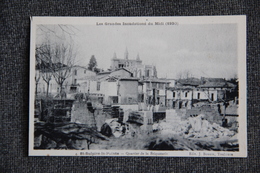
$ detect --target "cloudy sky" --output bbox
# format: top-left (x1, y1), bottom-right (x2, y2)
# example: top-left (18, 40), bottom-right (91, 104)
top-left (37, 23), bottom-right (238, 79)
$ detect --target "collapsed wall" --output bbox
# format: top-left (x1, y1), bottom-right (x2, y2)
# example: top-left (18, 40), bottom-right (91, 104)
top-left (185, 105), bottom-right (223, 124)
top-left (71, 101), bottom-right (97, 130)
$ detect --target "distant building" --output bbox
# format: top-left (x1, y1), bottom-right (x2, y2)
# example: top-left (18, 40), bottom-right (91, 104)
top-left (37, 65), bottom-right (96, 96)
top-left (166, 77), bottom-right (238, 109)
top-left (97, 68), bottom-right (133, 79)
top-left (88, 76), bottom-right (140, 105)
top-left (141, 78), bottom-right (170, 106)
top-left (110, 49), bottom-right (157, 79)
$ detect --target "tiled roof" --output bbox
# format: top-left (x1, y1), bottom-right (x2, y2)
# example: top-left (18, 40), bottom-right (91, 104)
top-left (142, 78), bottom-right (170, 83)
top-left (198, 82), bottom-right (230, 88)
top-left (177, 78), bottom-right (201, 86)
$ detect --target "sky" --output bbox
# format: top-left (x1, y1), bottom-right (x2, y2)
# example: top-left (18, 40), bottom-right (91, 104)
top-left (37, 23), bottom-right (238, 79)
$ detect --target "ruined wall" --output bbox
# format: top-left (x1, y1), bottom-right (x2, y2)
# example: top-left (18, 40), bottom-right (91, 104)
top-left (71, 101), bottom-right (97, 129)
top-left (186, 105), bottom-right (222, 124)
top-left (119, 80), bottom-right (138, 104)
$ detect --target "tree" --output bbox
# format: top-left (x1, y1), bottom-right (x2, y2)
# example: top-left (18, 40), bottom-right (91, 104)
top-left (36, 25), bottom-right (78, 97)
top-left (176, 70), bottom-right (193, 80)
top-left (36, 43), bottom-right (53, 97)
top-left (52, 43), bottom-right (75, 96)
top-left (88, 55), bottom-right (97, 71)
top-left (35, 69), bottom-right (41, 96)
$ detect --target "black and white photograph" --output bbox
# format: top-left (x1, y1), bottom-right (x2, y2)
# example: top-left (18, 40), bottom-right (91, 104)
top-left (29, 16), bottom-right (246, 157)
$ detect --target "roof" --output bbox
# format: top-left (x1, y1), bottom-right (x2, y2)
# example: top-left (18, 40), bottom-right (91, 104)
top-left (119, 77), bottom-right (140, 81)
top-left (142, 78), bottom-right (170, 83)
top-left (198, 82), bottom-right (232, 88)
top-left (167, 86), bottom-right (194, 91)
top-left (177, 78), bottom-right (201, 86)
top-left (97, 67), bottom-right (133, 75)
top-left (97, 71), bottom-right (112, 75)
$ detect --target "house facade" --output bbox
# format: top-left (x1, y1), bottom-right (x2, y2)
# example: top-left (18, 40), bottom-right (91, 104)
top-left (88, 76), bottom-right (140, 105)
top-left (36, 66), bottom-right (96, 96)
top-left (166, 77), bottom-right (238, 109)
top-left (141, 79), bottom-right (170, 106)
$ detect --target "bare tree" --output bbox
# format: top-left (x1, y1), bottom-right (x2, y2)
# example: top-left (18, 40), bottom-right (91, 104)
top-left (36, 43), bottom-right (53, 97)
top-left (176, 70), bottom-right (193, 80)
top-left (35, 69), bottom-right (41, 96)
top-left (36, 25), bottom-right (78, 98)
top-left (52, 43), bottom-right (76, 97)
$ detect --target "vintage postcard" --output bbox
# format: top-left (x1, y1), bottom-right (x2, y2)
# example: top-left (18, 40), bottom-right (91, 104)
top-left (29, 16), bottom-right (247, 157)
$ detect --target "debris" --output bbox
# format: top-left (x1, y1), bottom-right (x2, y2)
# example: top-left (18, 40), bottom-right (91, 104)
top-left (34, 122), bottom-right (108, 150)
top-left (153, 114), bottom-right (235, 140)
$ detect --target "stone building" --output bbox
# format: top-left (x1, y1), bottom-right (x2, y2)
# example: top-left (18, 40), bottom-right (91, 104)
top-left (110, 49), bottom-right (157, 79)
top-left (141, 78), bottom-right (170, 106)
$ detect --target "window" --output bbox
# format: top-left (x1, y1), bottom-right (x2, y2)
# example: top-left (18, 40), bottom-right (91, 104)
top-left (97, 82), bottom-right (101, 91)
top-left (138, 71), bottom-right (142, 78)
top-left (211, 93), bottom-right (214, 101)
top-left (197, 93), bottom-right (200, 99)
top-left (152, 83), bottom-right (157, 88)
top-left (159, 83), bottom-right (164, 89)
top-left (74, 79), bottom-right (77, 84)
top-left (185, 92), bottom-right (188, 97)
top-left (84, 70), bottom-right (86, 74)
top-left (110, 96), bottom-right (118, 103)
top-left (173, 92), bottom-right (175, 98)
top-left (146, 70), bottom-right (150, 77)
top-left (147, 83), bottom-right (151, 89)
top-left (74, 70), bottom-right (77, 76)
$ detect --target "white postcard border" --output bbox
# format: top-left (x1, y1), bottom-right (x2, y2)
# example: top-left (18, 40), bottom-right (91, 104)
top-left (29, 16), bottom-right (247, 157)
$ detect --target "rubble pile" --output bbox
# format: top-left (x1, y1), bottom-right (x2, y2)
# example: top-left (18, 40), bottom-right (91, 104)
top-left (100, 118), bottom-right (140, 138)
top-left (154, 114), bottom-right (236, 140)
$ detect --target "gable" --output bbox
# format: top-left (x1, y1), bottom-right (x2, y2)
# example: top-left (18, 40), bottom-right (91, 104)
top-left (110, 68), bottom-right (133, 78)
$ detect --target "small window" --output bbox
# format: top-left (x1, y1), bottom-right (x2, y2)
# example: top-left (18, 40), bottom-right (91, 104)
top-left (146, 70), bottom-right (150, 77)
top-left (74, 70), bottom-right (77, 76)
top-left (159, 83), bottom-right (164, 89)
top-left (84, 70), bottom-right (86, 74)
top-left (97, 82), bottom-right (101, 91)
top-left (211, 93), bottom-right (214, 100)
top-left (185, 92), bottom-right (188, 97)
top-left (173, 92), bottom-right (175, 97)
top-left (147, 83), bottom-right (151, 89)
top-left (198, 93), bottom-right (200, 99)
top-left (74, 79), bottom-right (77, 84)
